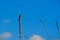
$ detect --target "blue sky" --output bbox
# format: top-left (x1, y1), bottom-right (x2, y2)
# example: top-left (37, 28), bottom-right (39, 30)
top-left (0, 0), bottom-right (60, 40)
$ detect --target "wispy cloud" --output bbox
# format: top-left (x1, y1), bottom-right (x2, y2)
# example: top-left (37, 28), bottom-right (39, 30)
top-left (0, 32), bottom-right (11, 39)
top-left (2, 32), bottom-right (11, 39)
top-left (2, 19), bottom-right (11, 23)
top-left (29, 35), bottom-right (45, 40)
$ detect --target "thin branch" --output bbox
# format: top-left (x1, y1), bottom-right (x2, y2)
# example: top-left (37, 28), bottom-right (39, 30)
top-left (18, 14), bottom-right (22, 40)
top-left (56, 20), bottom-right (60, 35)
top-left (40, 19), bottom-right (51, 39)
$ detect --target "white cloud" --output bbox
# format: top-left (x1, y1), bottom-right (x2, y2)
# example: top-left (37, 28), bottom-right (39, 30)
top-left (29, 35), bottom-right (45, 40)
top-left (0, 32), bottom-right (11, 39)
top-left (2, 32), bottom-right (11, 39)
top-left (0, 35), bottom-right (2, 38)
top-left (2, 19), bottom-right (11, 23)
